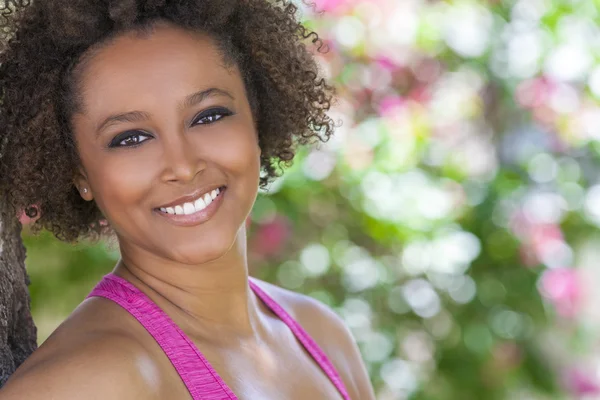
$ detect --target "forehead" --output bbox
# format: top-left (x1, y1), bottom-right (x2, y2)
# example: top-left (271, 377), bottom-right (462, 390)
top-left (76, 25), bottom-right (240, 115)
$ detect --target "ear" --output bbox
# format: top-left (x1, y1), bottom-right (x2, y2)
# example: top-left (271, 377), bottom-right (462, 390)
top-left (73, 167), bottom-right (93, 201)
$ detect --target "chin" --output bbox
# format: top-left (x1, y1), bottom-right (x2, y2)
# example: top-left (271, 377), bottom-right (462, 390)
top-left (177, 249), bottom-right (228, 266)
top-left (167, 230), bottom-right (236, 266)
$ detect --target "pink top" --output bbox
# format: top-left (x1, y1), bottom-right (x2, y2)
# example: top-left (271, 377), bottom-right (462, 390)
top-left (86, 273), bottom-right (350, 400)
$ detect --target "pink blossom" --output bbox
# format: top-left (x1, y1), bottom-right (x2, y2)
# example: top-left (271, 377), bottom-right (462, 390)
top-left (515, 76), bottom-right (558, 110)
top-left (375, 56), bottom-right (402, 72)
top-left (312, 0), bottom-right (347, 13)
top-left (511, 210), bottom-right (566, 267)
top-left (529, 224), bottom-right (565, 266)
top-left (564, 367), bottom-right (600, 396)
top-left (253, 216), bottom-right (291, 257)
top-left (515, 78), bottom-right (550, 109)
top-left (530, 224), bottom-right (563, 248)
top-left (407, 85), bottom-right (430, 104)
top-left (378, 95), bottom-right (404, 117)
top-left (539, 267), bottom-right (580, 318)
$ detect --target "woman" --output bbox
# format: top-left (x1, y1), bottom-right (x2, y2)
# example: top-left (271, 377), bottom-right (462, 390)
top-left (0, 0), bottom-right (375, 399)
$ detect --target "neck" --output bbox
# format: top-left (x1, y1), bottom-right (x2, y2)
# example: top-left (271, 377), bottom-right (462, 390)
top-left (113, 227), bottom-right (265, 344)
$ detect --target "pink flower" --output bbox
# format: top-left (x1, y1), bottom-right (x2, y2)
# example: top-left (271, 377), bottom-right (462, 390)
top-left (529, 223), bottom-right (566, 267)
top-left (378, 95), bottom-right (404, 117)
top-left (515, 77), bottom-right (556, 109)
top-left (253, 216), bottom-right (291, 257)
top-left (531, 224), bottom-right (563, 249)
top-left (539, 268), bottom-right (580, 318)
top-left (511, 210), bottom-right (566, 268)
top-left (407, 85), bottom-right (430, 104)
top-left (312, 0), bottom-right (347, 13)
top-left (564, 367), bottom-right (600, 396)
top-left (374, 56), bottom-right (403, 72)
top-left (516, 78), bottom-right (546, 109)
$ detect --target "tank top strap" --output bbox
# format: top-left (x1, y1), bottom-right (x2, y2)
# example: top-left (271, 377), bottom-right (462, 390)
top-left (248, 278), bottom-right (351, 400)
top-left (86, 274), bottom-right (237, 400)
top-left (86, 274), bottom-right (350, 400)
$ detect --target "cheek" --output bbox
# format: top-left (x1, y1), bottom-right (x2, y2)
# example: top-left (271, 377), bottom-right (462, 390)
top-left (214, 126), bottom-right (261, 175)
top-left (87, 151), bottom-right (157, 216)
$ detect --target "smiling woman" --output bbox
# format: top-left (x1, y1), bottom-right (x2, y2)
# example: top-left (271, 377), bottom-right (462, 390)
top-left (0, 1), bottom-right (374, 399)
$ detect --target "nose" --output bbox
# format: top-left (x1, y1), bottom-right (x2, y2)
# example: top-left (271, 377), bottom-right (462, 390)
top-left (159, 133), bottom-right (206, 183)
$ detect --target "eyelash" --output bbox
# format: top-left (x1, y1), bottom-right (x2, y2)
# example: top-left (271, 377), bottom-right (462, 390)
top-left (108, 107), bottom-right (234, 148)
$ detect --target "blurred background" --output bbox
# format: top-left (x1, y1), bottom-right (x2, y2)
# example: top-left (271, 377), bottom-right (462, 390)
top-left (22, 0), bottom-right (600, 399)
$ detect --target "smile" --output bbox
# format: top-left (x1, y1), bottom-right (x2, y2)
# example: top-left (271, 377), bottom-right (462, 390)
top-left (155, 186), bottom-right (227, 227)
top-left (160, 187), bottom-right (223, 215)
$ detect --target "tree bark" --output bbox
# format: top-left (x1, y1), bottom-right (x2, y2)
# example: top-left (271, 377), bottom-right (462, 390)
top-left (0, 200), bottom-right (36, 387)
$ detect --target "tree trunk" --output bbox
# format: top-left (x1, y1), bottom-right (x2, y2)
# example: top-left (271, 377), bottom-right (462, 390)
top-left (0, 200), bottom-right (36, 387)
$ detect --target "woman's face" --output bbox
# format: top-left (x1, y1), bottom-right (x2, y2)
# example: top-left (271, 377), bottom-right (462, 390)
top-left (71, 24), bottom-right (261, 265)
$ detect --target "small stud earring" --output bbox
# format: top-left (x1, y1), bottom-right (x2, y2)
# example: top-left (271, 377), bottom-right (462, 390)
top-left (82, 188), bottom-right (88, 194)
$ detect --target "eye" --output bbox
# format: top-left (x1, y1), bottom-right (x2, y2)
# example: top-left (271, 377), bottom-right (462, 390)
top-left (191, 107), bottom-right (233, 126)
top-left (108, 131), bottom-right (153, 148)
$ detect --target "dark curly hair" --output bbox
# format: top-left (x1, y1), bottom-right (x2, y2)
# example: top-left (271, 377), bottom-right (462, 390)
top-left (0, 0), bottom-right (335, 242)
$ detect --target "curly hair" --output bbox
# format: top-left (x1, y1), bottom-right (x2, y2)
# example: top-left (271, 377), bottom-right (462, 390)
top-left (0, 0), bottom-right (335, 242)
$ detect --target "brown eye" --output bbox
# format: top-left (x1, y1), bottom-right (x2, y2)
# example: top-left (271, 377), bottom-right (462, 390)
top-left (191, 107), bottom-right (233, 126)
top-left (109, 131), bottom-right (153, 148)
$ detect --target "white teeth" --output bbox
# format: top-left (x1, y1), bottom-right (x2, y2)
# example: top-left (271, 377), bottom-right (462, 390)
top-left (194, 197), bottom-right (206, 211)
top-left (162, 188), bottom-right (222, 216)
top-left (183, 202), bottom-right (195, 215)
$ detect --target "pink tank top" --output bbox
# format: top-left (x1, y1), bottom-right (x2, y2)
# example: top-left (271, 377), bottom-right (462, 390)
top-left (86, 273), bottom-right (351, 400)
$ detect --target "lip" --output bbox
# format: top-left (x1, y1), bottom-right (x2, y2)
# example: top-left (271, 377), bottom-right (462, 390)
top-left (155, 186), bottom-right (227, 227)
top-left (156, 185), bottom-right (226, 209)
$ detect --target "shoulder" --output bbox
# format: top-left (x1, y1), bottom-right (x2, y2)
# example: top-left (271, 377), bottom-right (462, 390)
top-left (0, 300), bottom-right (161, 399)
top-left (251, 279), bottom-right (349, 349)
top-left (251, 278), bottom-right (376, 400)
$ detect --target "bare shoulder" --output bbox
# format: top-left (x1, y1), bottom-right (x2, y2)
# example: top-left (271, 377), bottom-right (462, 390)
top-left (0, 298), bottom-right (161, 400)
top-left (252, 278), bottom-right (376, 400)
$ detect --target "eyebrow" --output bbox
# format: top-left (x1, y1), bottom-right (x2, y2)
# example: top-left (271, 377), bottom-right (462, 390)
top-left (95, 87), bottom-right (235, 135)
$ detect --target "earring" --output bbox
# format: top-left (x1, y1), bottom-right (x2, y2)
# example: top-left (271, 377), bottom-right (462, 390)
top-left (82, 188), bottom-right (88, 194)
